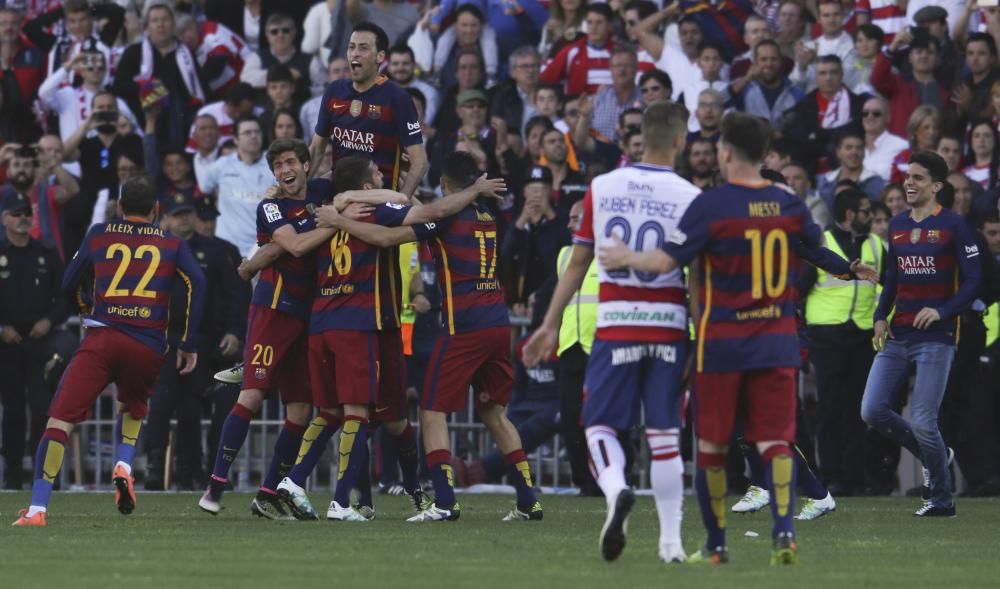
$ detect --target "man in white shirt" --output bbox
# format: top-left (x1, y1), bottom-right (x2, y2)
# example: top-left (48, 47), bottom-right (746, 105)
top-left (192, 114), bottom-right (221, 191)
top-left (198, 116), bottom-right (275, 257)
top-left (861, 96), bottom-right (908, 181)
top-left (791, 1), bottom-right (855, 91)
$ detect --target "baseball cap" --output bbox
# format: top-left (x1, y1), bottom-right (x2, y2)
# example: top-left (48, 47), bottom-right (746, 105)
top-left (524, 165), bottom-right (553, 187)
top-left (457, 89), bottom-right (488, 107)
top-left (161, 191), bottom-right (196, 216)
top-left (2, 191), bottom-right (31, 214)
top-left (913, 6), bottom-right (948, 25)
top-left (195, 196), bottom-right (220, 220)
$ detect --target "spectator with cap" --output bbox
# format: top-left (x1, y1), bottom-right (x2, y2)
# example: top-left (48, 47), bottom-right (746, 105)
top-left (430, 88), bottom-right (502, 187)
top-left (540, 3), bottom-right (617, 97)
top-left (433, 48), bottom-right (488, 142)
top-left (872, 26), bottom-right (950, 138)
top-left (240, 11), bottom-right (324, 104)
top-left (0, 190), bottom-right (71, 489)
top-left (912, 5), bottom-right (960, 84)
top-left (502, 165), bottom-right (571, 310)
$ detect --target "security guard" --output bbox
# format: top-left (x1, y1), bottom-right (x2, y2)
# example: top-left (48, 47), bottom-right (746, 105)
top-left (803, 188), bottom-right (884, 496)
top-left (144, 191), bottom-right (248, 490)
top-left (556, 199), bottom-right (601, 495)
top-left (0, 191), bottom-right (71, 489)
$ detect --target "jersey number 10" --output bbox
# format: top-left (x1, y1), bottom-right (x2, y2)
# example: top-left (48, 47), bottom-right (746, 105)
top-left (744, 228), bottom-right (789, 299)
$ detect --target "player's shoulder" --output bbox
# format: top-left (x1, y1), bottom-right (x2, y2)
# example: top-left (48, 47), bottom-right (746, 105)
top-left (306, 178), bottom-right (334, 201)
top-left (326, 78), bottom-right (353, 95)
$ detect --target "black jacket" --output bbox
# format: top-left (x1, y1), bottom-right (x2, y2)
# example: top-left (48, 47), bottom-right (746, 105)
top-left (783, 88), bottom-right (865, 167)
top-left (0, 238), bottom-right (70, 336)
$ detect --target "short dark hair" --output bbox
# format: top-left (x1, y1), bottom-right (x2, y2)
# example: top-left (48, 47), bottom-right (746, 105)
top-left (871, 200), bottom-right (891, 219)
top-left (266, 64), bottom-right (295, 85)
top-left (624, 0), bottom-right (658, 19)
top-left (833, 188), bottom-right (868, 222)
top-left (160, 146), bottom-right (190, 165)
top-left (586, 2), bottom-right (615, 21)
top-left (908, 150), bottom-right (949, 183)
top-left (265, 12), bottom-right (295, 29)
top-left (333, 155), bottom-right (376, 192)
top-left (269, 108), bottom-right (304, 140)
top-left (266, 138), bottom-right (310, 169)
top-left (855, 23), bottom-right (885, 45)
top-left (619, 107), bottom-right (645, 128)
top-left (975, 211), bottom-right (1000, 229)
top-left (909, 27), bottom-right (941, 52)
top-left (936, 181), bottom-right (955, 208)
top-left (387, 44), bottom-right (415, 61)
top-left (455, 3), bottom-right (485, 23)
top-left (638, 69), bottom-right (672, 94)
top-left (63, 0), bottom-right (91, 14)
top-left (968, 32), bottom-right (999, 58)
top-left (536, 82), bottom-right (564, 103)
top-left (441, 152), bottom-right (481, 191)
top-left (234, 116), bottom-right (261, 137)
top-left (754, 38), bottom-right (781, 58)
top-left (224, 82), bottom-right (255, 106)
top-left (720, 112), bottom-right (771, 163)
top-left (524, 115), bottom-right (555, 138)
top-left (816, 54), bottom-right (843, 70)
top-left (836, 129), bottom-right (865, 149)
top-left (352, 21), bottom-right (389, 54)
top-left (697, 40), bottom-right (724, 57)
top-left (119, 176), bottom-right (158, 216)
top-left (768, 136), bottom-right (795, 160)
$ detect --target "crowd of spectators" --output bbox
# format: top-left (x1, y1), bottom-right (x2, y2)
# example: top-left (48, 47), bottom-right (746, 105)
top-left (1, 0), bottom-right (1000, 498)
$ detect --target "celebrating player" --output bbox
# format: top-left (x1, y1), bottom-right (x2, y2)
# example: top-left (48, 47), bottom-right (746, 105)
top-left (523, 101), bottom-right (698, 563)
top-left (308, 22), bottom-right (427, 196)
top-left (597, 113), bottom-right (877, 565)
top-left (276, 155), bottom-right (509, 521)
top-left (307, 152), bottom-right (542, 523)
top-left (13, 177), bottom-right (206, 527)
top-left (861, 152), bottom-right (982, 517)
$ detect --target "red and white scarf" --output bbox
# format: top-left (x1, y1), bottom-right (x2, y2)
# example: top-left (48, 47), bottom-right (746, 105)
top-left (136, 35), bottom-right (205, 103)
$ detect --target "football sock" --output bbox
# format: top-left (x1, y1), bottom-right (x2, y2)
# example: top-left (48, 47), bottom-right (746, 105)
top-left (426, 449), bottom-right (457, 509)
top-left (357, 442), bottom-right (373, 508)
top-left (647, 429), bottom-right (683, 546)
top-left (114, 412), bottom-right (142, 474)
top-left (288, 411), bottom-right (341, 486)
top-left (394, 422), bottom-right (420, 493)
top-left (745, 445), bottom-right (767, 488)
top-left (211, 403), bottom-right (254, 486)
top-left (763, 445), bottom-right (796, 539)
top-left (695, 451), bottom-right (728, 550)
top-left (333, 416), bottom-right (369, 506)
top-left (28, 428), bottom-right (69, 513)
top-left (260, 419), bottom-right (306, 492)
top-left (794, 444), bottom-right (828, 500)
top-left (502, 449), bottom-right (537, 510)
top-left (586, 426), bottom-right (627, 509)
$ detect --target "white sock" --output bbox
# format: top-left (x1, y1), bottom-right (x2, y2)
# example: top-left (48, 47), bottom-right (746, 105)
top-left (115, 461), bottom-right (132, 476)
top-left (26, 505), bottom-right (47, 517)
top-left (648, 428), bottom-right (684, 546)
top-left (586, 426), bottom-right (627, 508)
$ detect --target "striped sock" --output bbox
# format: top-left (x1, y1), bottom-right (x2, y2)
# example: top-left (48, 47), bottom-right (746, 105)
top-left (29, 428), bottom-right (69, 512)
top-left (695, 451), bottom-right (728, 550)
top-left (114, 412), bottom-right (142, 472)
top-left (502, 449), bottom-right (537, 510)
top-left (332, 416), bottom-right (369, 506)
top-left (764, 445), bottom-right (796, 539)
top-left (287, 411), bottom-right (341, 487)
top-left (586, 426), bottom-right (627, 509)
top-left (647, 428), bottom-right (683, 546)
top-left (261, 419), bottom-right (307, 492)
top-left (426, 449), bottom-right (456, 509)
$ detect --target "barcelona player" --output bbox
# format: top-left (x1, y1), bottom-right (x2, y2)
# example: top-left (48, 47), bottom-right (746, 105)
top-left (308, 21), bottom-right (427, 197)
top-left (523, 101), bottom-right (699, 563)
top-left (597, 113), bottom-right (877, 565)
top-left (13, 177), bottom-right (206, 526)
top-left (311, 152), bottom-right (542, 523)
top-left (276, 155), bottom-right (509, 521)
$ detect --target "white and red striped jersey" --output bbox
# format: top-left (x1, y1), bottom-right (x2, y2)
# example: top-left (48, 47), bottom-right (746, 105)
top-left (186, 101), bottom-right (234, 154)
top-left (573, 163), bottom-right (701, 343)
top-left (540, 37), bottom-right (614, 96)
top-left (197, 21), bottom-right (251, 97)
top-left (856, 0), bottom-right (906, 45)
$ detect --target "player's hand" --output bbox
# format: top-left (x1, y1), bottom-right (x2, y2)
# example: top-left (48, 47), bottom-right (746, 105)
top-left (265, 184), bottom-right (280, 199)
top-left (913, 307), bottom-right (941, 330)
top-left (412, 292), bottom-right (431, 313)
top-left (952, 83), bottom-right (972, 112)
top-left (177, 350), bottom-right (198, 374)
top-left (890, 27), bottom-right (913, 51)
top-left (472, 174), bottom-right (507, 202)
top-left (522, 326), bottom-right (558, 368)
top-left (598, 236), bottom-right (634, 271)
top-left (237, 260), bottom-right (259, 281)
top-left (850, 259), bottom-right (879, 284)
top-left (342, 202), bottom-right (373, 220)
top-left (29, 318), bottom-right (51, 339)
top-left (872, 319), bottom-right (892, 351)
top-left (0, 325), bottom-right (22, 344)
top-left (316, 203), bottom-right (345, 227)
top-left (218, 333), bottom-right (240, 357)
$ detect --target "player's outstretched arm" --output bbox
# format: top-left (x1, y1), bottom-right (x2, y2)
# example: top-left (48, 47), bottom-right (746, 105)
top-left (307, 134), bottom-right (330, 179)
top-left (316, 204), bottom-right (418, 247)
top-left (523, 244), bottom-right (594, 368)
top-left (402, 174), bottom-right (506, 225)
top-left (270, 224), bottom-right (337, 258)
top-left (333, 189), bottom-right (410, 209)
top-left (598, 236), bottom-right (678, 275)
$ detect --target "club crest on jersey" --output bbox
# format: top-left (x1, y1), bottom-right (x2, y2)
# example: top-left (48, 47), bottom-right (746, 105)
top-left (910, 228), bottom-right (921, 244)
top-left (927, 230), bottom-right (940, 243)
top-left (255, 367), bottom-right (267, 380)
top-left (350, 100), bottom-right (363, 117)
top-left (306, 203), bottom-right (317, 215)
top-left (368, 105), bottom-right (382, 120)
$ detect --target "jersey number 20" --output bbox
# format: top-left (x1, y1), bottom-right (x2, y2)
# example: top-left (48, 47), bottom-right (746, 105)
top-left (744, 228), bottom-right (788, 299)
top-left (105, 243), bottom-right (161, 298)
top-left (604, 216), bottom-right (664, 282)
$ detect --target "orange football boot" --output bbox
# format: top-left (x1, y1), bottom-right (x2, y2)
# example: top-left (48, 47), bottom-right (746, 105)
top-left (113, 464), bottom-right (137, 515)
top-left (12, 508), bottom-right (47, 527)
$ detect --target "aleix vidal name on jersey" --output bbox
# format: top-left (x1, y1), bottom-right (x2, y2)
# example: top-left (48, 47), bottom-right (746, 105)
top-left (597, 195), bottom-right (679, 219)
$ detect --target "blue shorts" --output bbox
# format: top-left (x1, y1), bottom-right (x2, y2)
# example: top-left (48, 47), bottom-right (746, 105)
top-left (582, 339), bottom-right (688, 431)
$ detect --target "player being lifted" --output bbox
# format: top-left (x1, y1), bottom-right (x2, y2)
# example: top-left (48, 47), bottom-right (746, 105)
top-left (14, 177), bottom-right (206, 526)
top-left (311, 152), bottom-right (543, 522)
top-left (275, 154), bottom-right (509, 521)
top-left (523, 101), bottom-right (698, 563)
top-left (598, 113), bottom-right (878, 565)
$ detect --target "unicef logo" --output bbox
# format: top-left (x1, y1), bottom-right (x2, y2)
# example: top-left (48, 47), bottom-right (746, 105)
top-left (342, 284), bottom-right (354, 294)
top-left (139, 307), bottom-right (152, 319)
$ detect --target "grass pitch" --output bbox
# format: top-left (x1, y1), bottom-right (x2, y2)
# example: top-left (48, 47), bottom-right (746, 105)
top-left (1, 492), bottom-right (998, 589)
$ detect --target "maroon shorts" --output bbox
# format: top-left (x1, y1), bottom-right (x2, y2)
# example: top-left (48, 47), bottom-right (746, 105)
top-left (308, 330), bottom-right (379, 409)
top-left (693, 367), bottom-right (797, 444)
top-left (49, 328), bottom-right (165, 422)
top-left (421, 327), bottom-right (513, 413)
top-left (375, 329), bottom-right (408, 422)
top-left (242, 306), bottom-right (311, 405)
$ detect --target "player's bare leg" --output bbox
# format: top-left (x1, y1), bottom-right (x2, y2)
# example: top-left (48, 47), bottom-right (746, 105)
top-left (757, 440), bottom-right (798, 565)
top-left (690, 439), bottom-right (731, 564)
top-left (277, 406), bottom-right (343, 520)
top-left (478, 403), bottom-right (542, 521)
top-left (383, 417), bottom-right (428, 511)
top-left (201, 388), bottom-right (266, 514)
top-left (328, 403), bottom-right (370, 521)
top-left (408, 409), bottom-right (460, 522)
top-left (13, 418), bottom-right (74, 526)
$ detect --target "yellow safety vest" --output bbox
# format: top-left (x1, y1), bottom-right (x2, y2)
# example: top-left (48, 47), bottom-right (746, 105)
top-left (557, 245), bottom-right (599, 355)
top-left (986, 303), bottom-right (999, 348)
top-left (398, 242), bottom-right (419, 326)
top-left (805, 229), bottom-right (883, 330)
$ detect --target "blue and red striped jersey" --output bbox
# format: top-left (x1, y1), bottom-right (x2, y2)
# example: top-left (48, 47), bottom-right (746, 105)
top-left (314, 76), bottom-right (423, 190)
top-left (63, 219), bottom-right (206, 354)
top-left (422, 203), bottom-right (509, 335)
top-left (663, 181), bottom-right (850, 373)
top-left (310, 203), bottom-right (417, 333)
top-left (875, 207), bottom-right (982, 344)
top-left (252, 179), bottom-right (331, 319)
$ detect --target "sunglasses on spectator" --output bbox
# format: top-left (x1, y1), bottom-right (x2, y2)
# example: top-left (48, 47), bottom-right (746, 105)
top-left (862, 110), bottom-right (883, 118)
top-left (6, 210), bottom-right (32, 218)
top-left (268, 27), bottom-right (292, 35)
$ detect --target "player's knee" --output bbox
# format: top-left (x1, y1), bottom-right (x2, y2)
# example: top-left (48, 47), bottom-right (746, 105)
top-left (757, 441), bottom-right (792, 462)
top-left (383, 419), bottom-right (407, 436)
top-left (697, 438), bottom-right (727, 455)
top-left (285, 402), bottom-right (311, 425)
top-left (344, 404), bottom-right (369, 419)
top-left (45, 417), bottom-right (73, 435)
top-left (236, 389), bottom-right (265, 412)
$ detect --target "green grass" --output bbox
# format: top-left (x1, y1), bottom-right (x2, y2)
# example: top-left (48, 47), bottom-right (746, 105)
top-left (1, 492), bottom-right (998, 589)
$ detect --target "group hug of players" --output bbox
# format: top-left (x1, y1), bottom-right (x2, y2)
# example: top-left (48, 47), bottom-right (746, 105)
top-left (12, 20), bottom-right (974, 569)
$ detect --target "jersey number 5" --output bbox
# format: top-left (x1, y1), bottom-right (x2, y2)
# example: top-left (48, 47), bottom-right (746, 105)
top-left (474, 230), bottom-right (497, 279)
top-left (328, 230), bottom-right (353, 276)
top-left (744, 228), bottom-right (788, 299)
top-left (105, 243), bottom-right (161, 298)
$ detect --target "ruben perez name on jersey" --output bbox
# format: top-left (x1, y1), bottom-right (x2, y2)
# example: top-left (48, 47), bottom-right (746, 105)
top-left (574, 162), bottom-right (701, 343)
